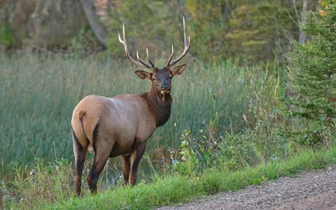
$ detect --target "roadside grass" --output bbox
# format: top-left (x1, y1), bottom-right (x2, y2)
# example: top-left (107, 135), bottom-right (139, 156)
top-left (2, 143), bottom-right (335, 209)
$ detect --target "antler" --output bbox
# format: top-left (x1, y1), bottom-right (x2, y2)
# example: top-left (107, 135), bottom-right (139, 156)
top-left (166, 16), bottom-right (191, 67)
top-left (118, 24), bottom-right (155, 69)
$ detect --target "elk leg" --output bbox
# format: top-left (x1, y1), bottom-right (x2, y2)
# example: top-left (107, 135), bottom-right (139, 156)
top-left (129, 141), bottom-right (146, 185)
top-left (121, 154), bottom-right (131, 185)
top-left (72, 130), bottom-right (87, 196)
top-left (86, 138), bottom-right (113, 193)
top-left (86, 151), bottom-right (110, 193)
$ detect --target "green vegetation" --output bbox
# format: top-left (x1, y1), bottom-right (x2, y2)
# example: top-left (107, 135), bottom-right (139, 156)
top-left (0, 23), bottom-right (14, 47)
top-left (2, 143), bottom-right (336, 209)
top-left (104, 0), bottom-right (318, 64)
top-left (0, 50), bottom-right (333, 209)
top-left (0, 53), bottom-right (282, 181)
top-left (285, 1), bottom-right (336, 146)
top-left (1, 1), bottom-right (336, 209)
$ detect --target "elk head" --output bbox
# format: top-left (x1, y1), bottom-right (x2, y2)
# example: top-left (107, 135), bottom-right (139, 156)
top-left (118, 17), bottom-right (190, 102)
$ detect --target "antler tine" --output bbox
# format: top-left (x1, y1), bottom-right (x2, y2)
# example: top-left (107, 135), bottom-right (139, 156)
top-left (166, 45), bottom-right (174, 67)
top-left (136, 50), bottom-right (153, 68)
top-left (146, 48), bottom-right (155, 68)
top-left (118, 23), bottom-right (152, 69)
top-left (167, 16), bottom-right (191, 67)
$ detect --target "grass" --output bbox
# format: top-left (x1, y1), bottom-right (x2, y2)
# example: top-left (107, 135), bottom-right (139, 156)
top-left (0, 52), bottom-right (282, 181)
top-left (2, 142), bottom-right (335, 209)
top-left (0, 52), bottom-right (335, 209)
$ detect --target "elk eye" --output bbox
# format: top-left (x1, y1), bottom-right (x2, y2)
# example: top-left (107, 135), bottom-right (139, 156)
top-left (151, 77), bottom-right (156, 81)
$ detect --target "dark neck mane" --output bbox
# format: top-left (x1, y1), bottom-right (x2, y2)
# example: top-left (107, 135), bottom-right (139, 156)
top-left (140, 87), bottom-right (172, 127)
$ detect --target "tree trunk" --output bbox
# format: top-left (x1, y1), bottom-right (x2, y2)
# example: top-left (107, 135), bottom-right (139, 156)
top-left (297, 0), bottom-right (308, 74)
top-left (299, 0), bottom-right (307, 44)
top-left (0, 0), bottom-right (108, 51)
top-left (80, 0), bottom-right (108, 51)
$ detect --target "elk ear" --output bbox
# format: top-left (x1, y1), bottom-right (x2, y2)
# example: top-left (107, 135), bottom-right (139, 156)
top-left (135, 70), bottom-right (152, 80)
top-left (171, 64), bottom-right (186, 76)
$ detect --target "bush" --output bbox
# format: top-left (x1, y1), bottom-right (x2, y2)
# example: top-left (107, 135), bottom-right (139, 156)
top-left (285, 1), bottom-right (336, 147)
top-left (173, 86), bottom-right (292, 175)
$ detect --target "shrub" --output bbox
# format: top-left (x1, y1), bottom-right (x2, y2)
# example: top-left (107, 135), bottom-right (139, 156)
top-left (285, 1), bottom-right (336, 147)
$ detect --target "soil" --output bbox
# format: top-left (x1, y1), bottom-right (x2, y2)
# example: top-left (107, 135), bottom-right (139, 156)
top-left (157, 165), bottom-right (336, 210)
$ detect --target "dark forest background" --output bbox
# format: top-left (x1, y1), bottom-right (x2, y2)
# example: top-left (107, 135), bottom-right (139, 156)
top-left (0, 0), bottom-right (316, 65)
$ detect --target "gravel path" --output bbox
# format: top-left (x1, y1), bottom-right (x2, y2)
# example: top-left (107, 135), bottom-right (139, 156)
top-left (157, 165), bottom-right (336, 210)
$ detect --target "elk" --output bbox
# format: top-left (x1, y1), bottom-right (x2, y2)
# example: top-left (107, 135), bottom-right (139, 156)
top-left (71, 17), bottom-right (190, 195)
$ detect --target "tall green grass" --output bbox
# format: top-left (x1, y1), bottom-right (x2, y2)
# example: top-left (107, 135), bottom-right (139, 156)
top-left (0, 52), bottom-right (282, 181)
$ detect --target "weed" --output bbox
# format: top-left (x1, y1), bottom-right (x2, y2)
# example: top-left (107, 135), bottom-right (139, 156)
top-left (173, 84), bottom-right (292, 175)
top-left (3, 159), bottom-right (73, 209)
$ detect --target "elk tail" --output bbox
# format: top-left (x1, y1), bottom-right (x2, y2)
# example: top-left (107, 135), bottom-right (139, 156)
top-left (78, 109), bottom-right (86, 135)
top-left (76, 109), bottom-right (94, 153)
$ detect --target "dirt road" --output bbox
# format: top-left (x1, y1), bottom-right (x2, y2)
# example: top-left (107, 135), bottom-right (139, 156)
top-left (157, 165), bottom-right (336, 210)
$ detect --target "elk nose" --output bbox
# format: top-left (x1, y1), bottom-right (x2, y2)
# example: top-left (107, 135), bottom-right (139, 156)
top-left (161, 84), bottom-right (170, 90)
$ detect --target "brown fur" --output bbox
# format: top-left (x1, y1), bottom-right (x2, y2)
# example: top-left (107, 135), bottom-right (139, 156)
top-left (72, 17), bottom-right (190, 196)
top-left (71, 65), bottom-right (186, 195)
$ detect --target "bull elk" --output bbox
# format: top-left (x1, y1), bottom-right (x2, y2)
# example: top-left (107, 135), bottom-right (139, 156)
top-left (71, 17), bottom-right (190, 195)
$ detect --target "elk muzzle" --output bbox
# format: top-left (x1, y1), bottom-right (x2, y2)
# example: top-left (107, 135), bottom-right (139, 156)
top-left (161, 83), bottom-right (170, 90)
